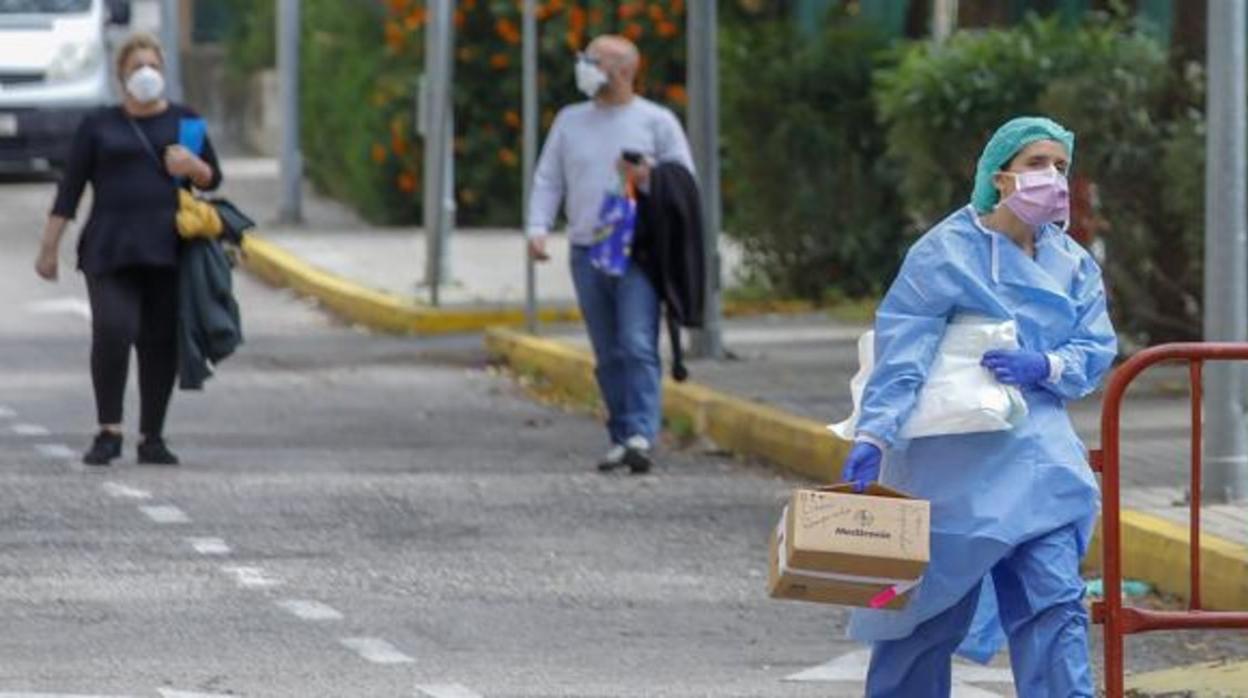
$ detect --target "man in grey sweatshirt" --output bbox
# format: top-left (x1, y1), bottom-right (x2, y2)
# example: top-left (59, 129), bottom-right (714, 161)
top-left (526, 35), bottom-right (695, 474)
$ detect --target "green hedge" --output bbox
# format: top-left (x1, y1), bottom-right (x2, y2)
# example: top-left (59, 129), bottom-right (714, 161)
top-left (721, 17), bottom-right (907, 301)
top-left (875, 14), bottom-right (1205, 343)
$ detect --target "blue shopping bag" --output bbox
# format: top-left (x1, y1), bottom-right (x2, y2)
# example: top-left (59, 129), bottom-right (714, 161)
top-left (587, 176), bottom-right (638, 276)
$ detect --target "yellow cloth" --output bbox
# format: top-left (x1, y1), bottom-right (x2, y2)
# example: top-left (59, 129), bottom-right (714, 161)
top-left (176, 189), bottom-right (223, 239)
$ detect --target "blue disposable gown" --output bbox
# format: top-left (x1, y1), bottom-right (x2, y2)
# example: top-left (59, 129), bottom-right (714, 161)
top-left (847, 205), bottom-right (1117, 660)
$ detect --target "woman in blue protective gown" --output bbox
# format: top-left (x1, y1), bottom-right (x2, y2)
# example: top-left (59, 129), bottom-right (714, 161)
top-left (840, 116), bottom-right (1117, 697)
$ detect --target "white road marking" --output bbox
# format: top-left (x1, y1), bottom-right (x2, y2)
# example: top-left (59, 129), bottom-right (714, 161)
top-left (0, 693), bottom-right (137, 698)
top-left (101, 482), bottom-right (152, 500)
top-left (415, 685), bottom-right (485, 698)
top-left (35, 444), bottom-right (77, 460)
top-left (25, 297), bottom-right (92, 320)
top-left (785, 648), bottom-right (1011, 697)
top-left (276, 599), bottom-right (343, 621)
top-left (221, 565), bottom-right (282, 589)
top-left (12, 424), bottom-right (51, 437)
top-left (339, 637), bottom-right (414, 664)
top-left (139, 505), bottom-right (190, 524)
top-left (187, 537), bottom-right (231, 556)
top-left (0, 406), bottom-right (16, 419)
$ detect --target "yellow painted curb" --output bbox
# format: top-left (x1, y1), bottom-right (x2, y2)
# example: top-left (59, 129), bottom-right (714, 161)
top-left (1126, 659), bottom-right (1248, 695)
top-left (240, 234), bottom-right (580, 334)
top-left (484, 327), bottom-right (850, 482)
top-left (241, 233), bottom-right (823, 336)
top-left (1084, 509), bottom-right (1248, 611)
top-left (486, 328), bottom-right (1248, 612)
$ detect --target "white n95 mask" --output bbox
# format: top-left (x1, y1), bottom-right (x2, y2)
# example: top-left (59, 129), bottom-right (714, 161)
top-left (125, 66), bottom-right (165, 104)
top-left (575, 59), bottom-right (608, 98)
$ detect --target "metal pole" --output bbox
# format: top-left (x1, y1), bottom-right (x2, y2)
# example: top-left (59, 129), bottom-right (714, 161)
top-left (1203, 0), bottom-right (1248, 503)
top-left (277, 0), bottom-right (303, 225)
top-left (931, 0), bottom-right (959, 42)
top-left (686, 0), bottom-right (723, 359)
top-left (158, 0), bottom-right (182, 101)
top-left (422, 0), bottom-right (454, 306)
top-left (522, 0), bottom-right (539, 333)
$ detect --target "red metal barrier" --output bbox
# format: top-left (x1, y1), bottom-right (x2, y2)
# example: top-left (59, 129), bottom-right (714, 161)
top-left (1092, 342), bottom-right (1248, 697)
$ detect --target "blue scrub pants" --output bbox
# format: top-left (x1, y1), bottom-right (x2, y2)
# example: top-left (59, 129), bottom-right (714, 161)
top-left (865, 524), bottom-right (1093, 697)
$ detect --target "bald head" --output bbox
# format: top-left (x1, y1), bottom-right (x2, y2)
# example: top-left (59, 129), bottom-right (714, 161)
top-left (587, 35), bottom-right (640, 94)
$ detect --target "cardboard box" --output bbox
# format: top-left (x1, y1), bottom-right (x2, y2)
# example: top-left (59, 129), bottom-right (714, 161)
top-left (768, 484), bottom-right (930, 609)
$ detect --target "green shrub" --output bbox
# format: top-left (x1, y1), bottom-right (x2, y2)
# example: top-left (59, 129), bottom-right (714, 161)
top-left (721, 18), bottom-right (907, 300)
top-left (875, 14), bottom-right (1205, 343)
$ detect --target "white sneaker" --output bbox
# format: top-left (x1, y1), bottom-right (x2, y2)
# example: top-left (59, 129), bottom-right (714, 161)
top-left (623, 435), bottom-right (653, 474)
top-left (597, 444), bottom-right (627, 472)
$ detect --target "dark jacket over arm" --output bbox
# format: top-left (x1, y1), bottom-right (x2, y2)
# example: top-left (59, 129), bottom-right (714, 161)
top-left (178, 239), bottom-right (242, 390)
top-left (634, 162), bottom-right (706, 381)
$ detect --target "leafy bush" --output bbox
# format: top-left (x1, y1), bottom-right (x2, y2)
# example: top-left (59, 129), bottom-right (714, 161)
top-left (226, 0), bottom-right (690, 226)
top-left (721, 18), bottom-right (907, 300)
top-left (875, 14), bottom-right (1205, 343)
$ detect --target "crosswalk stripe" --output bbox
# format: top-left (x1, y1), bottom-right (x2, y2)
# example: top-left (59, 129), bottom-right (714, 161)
top-left (416, 685), bottom-right (485, 698)
top-left (102, 482), bottom-right (152, 500)
top-left (339, 637), bottom-right (414, 664)
top-left (276, 599), bottom-right (343, 621)
top-left (139, 505), bottom-right (190, 524)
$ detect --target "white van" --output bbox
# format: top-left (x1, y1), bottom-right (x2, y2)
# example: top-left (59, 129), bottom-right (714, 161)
top-left (0, 0), bottom-right (131, 170)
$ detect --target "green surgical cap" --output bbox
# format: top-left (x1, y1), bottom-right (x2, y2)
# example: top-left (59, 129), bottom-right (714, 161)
top-left (971, 116), bottom-right (1075, 213)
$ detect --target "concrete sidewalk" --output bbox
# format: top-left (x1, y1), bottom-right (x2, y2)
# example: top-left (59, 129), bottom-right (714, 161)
top-left (220, 158), bottom-right (1247, 612)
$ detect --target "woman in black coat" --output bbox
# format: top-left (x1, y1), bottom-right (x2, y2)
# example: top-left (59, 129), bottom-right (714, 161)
top-left (35, 32), bottom-right (222, 466)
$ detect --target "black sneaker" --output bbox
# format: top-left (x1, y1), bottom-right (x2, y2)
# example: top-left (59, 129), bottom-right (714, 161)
top-left (597, 444), bottom-right (627, 472)
top-left (622, 436), bottom-right (654, 475)
top-left (83, 431), bottom-right (123, 466)
top-left (137, 437), bottom-right (179, 466)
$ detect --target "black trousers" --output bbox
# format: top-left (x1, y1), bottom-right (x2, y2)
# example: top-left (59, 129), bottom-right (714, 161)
top-left (85, 267), bottom-right (178, 437)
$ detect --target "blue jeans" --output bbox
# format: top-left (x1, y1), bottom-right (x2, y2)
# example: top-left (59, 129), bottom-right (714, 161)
top-left (570, 246), bottom-right (662, 445)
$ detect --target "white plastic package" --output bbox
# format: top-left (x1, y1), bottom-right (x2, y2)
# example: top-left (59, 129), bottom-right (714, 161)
top-left (829, 315), bottom-right (1029, 442)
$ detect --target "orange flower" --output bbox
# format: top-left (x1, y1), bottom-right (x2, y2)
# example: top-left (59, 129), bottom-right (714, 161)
top-left (498, 148), bottom-right (518, 167)
top-left (463, 0), bottom-right (477, 9)
top-left (565, 30), bottom-right (582, 51)
top-left (397, 171), bottom-right (417, 193)
top-left (489, 53), bottom-right (511, 70)
top-left (371, 143), bottom-right (387, 164)
top-left (657, 20), bottom-right (678, 38)
top-left (384, 20), bottom-right (405, 52)
top-left (589, 8), bottom-right (604, 25)
top-left (664, 84), bottom-right (687, 106)
top-left (495, 18), bottom-right (521, 44)
top-left (649, 3), bottom-right (665, 22)
top-left (569, 6), bottom-right (586, 33)
top-left (671, 0), bottom-right (684, 15)
top-left (623, 22), bottom-right (644, 41)
top-left (403, 7), bottom-right (426, 30)
top-left (504, 110), bottom-right (521, 129)
top-left (386, 0), bottom-right (410, 15)
top-left (619, 2), bottom-right (641, 20)
top-left (548, 0), bottom-right (564, 11)
top-left (391, 133), bottom-right (409, 157)
top-left (454, 9), bottom-right (465, 28)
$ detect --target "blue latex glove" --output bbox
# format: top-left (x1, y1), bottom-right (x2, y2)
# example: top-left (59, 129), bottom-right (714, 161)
top-left (841, 442), bottom-right (882, 493)
top-left (981, 349), bottom-right (1050, 388)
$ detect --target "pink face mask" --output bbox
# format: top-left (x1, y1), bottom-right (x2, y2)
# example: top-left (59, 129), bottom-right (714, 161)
top-left (1000, 166), bottom-right (1069, 228)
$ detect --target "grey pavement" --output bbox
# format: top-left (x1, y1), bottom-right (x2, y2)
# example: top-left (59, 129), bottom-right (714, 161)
top-left (219, 158), bottom-right (1247, 550)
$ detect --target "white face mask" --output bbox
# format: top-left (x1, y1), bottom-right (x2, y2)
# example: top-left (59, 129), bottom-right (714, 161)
top-left (575, 58), bottom-right (608, 98)
top-left (125, 65), bottom-right (165, 104)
